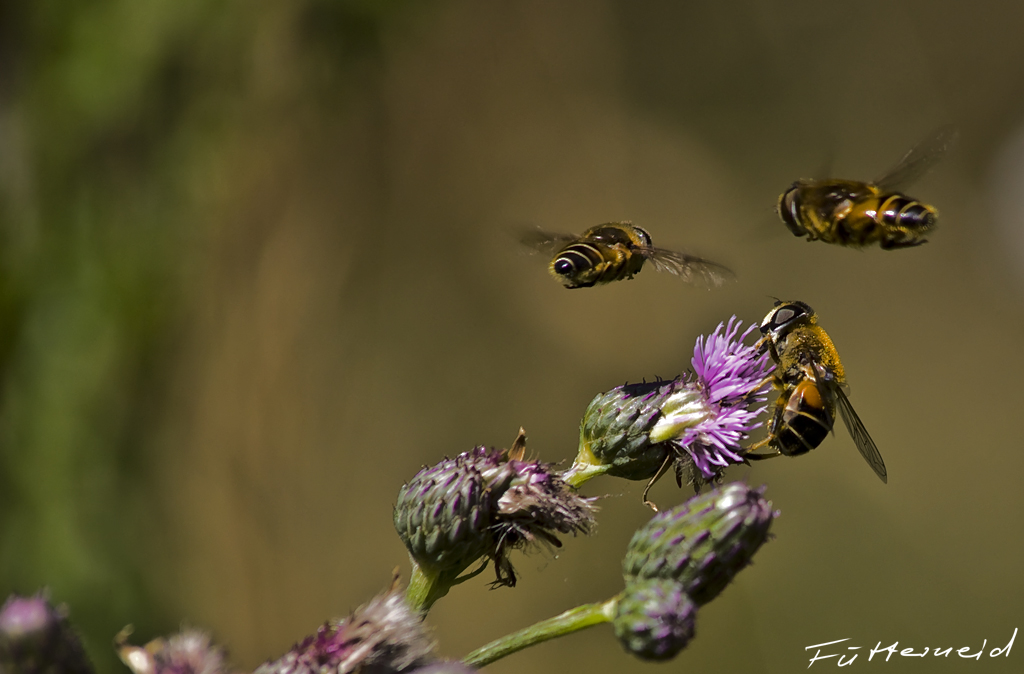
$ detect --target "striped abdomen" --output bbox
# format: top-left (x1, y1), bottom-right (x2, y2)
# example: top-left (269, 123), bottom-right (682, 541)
top-left (839, 192), bottom-right (936, 249)
top-left (550, 241), bottom-right (644, 288)
top-left (771, 379), bottom-right (834, 456)
top-left (778, 180), bottom-right (937, 249)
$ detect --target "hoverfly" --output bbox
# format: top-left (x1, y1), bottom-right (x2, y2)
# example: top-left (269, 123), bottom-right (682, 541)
top-left (521, 222), bottom-right (733, 289)
top-left (777, 126), bottom-right (958, 250)
top-left (746, 300), bottom-right (887, 482)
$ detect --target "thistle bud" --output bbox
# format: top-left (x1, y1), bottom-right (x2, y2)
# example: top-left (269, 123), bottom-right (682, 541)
top-left (613, 579), bottom-right (697, 661)
top-left (394, 448), bottom-right (498, 583)
top-left (254, 588), bottom-right (433, 674)
top-left (576, 379), bottom-right (698, 482)
top-left (566, 318), bottom-right (772, 497)
top-left (395, 433), bottom-right (596, 589)
top-left (0, 593), bottom-right (94, 674)
top-left (622, 482), bottom-right (776, 606)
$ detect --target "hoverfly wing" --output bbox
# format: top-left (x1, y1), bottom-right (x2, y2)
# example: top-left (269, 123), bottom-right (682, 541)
top-left (519, 228), bottom-right (578, 256)
top-left (640, 247), bottom-right (735, 288)
top-left (872, 125), bottom-right (959, 193)
top-left (835, 387), bottom-right (887, 483)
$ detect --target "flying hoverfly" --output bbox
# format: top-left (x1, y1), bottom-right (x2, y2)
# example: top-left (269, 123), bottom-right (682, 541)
top-left (521, 222), bottom-right (733, 289)
top-left (746, 300), bottom-right (887, 482)
top-left (776, 126), bottom-right (958, 250)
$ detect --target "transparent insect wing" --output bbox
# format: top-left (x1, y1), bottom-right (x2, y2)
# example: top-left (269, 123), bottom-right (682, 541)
top-left (872, 125), bottom-right (959, 192)
top-left (835, 387), bottom-right (888, 483)
top-left (519, 229), bottom-right (579, 255)
top-left (640, 247), bottom-right (735, 288)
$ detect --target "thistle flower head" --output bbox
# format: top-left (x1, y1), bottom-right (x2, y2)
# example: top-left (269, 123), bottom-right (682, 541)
top-left (254, 588), bottom-right (434, 674)
top-left (116, 628), bottom-right (232, 674)
top-left (691, 316), bottom-right (772, 404)
top-left (395, 431), bottom-right (596, 589)
top-left (613, 579), bottom-right (697, 661)
top-left (568, 317), bottom-right (772, 495)
top-left (623, 482), bottom-right (777, 606)
top-left (0, 593), bottom-right (94, 674)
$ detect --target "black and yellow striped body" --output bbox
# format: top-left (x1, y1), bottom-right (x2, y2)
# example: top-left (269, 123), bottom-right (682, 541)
top-left (778, 179), bottom-right (937, 250)
top-left (768, 378), bottom-right (834, 456)
top-left (754, 302), bottom-right (845, 457)
top-left (767, 322), bottom-right (844, 456)
top-left (550, 223), bottom-right (651, 289)
top-left (752, 300), bottom-right (888, 482)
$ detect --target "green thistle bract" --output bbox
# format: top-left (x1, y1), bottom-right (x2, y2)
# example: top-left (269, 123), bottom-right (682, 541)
top-left (613, 579), bottom-right (697, 661)
top-left (579, 380), bottom-right (695, 482)
top-left (623, 482), bottom-right (776, 605)
top-left (395, 443), bottom-right (596, 588)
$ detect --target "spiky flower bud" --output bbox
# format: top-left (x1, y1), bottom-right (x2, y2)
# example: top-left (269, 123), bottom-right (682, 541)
top-left (577, 380), bottom-right (698, 482)
top-left (395, 433), bottom-right (596, 588)
top-left (566, 318), bottom-right (772, 496)
top-left (613, 579), bottom-right (697, 661)
top-left (623, 482), bottom-right (776, 606)
top-left (395, 448), bottom-right (496, 582)
top-left (254, 588), bottom-right (433, 674)
top-left (0, 593), bottom-right (94, 674)
top-left (116, 628), bottom-right (233, 674)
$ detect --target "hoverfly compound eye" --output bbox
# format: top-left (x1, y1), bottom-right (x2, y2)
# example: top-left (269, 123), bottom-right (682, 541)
top-left (633, 226), bottom-right (653, 247)
top-left (773, 307), bottom-right (796, 327)
top-left (764, 301), bottom-right (812, 334)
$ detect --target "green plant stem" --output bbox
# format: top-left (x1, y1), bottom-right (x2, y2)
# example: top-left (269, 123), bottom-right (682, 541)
top-left (405, 561), bottom-right (447, 614)
top-left (463, 597), bottom-right (618, 668)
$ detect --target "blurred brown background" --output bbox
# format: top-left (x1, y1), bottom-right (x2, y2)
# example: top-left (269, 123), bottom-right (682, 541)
top-left (2, 0), bottom-right (1024, 672)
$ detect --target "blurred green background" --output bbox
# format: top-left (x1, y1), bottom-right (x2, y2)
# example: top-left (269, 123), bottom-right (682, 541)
top-left (2, 1), bottom-right (1024, 672)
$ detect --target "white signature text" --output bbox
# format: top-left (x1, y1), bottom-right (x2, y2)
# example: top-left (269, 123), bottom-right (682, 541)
top-left (806, 629), bottom-right (1017, 667)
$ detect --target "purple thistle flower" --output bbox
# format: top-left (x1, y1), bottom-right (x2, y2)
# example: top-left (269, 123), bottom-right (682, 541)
top-left (651, 317), bottom-right (773, 482)
top-left (692, 317), bottom-right (772, 404)
top-left (569, 316), bottom-right (773, 502)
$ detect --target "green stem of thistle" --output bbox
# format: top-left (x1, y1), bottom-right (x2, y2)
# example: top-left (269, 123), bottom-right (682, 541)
top-left (405, 561), bottom-right (449, 614)
top-left (463, 597), bottom-right (619, 668)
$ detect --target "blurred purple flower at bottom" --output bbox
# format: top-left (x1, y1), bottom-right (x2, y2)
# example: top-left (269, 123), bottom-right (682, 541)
top-left (0, 593), bottom-right (94, 674)
top-left (117, 628), bottom-right (233, 674)
top-left (254, 587), bottom-right (434, 674)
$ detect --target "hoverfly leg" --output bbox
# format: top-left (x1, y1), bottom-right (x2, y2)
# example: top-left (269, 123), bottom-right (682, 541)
top-left (641, 454), bottom-right (675, 512)
top-left (744, 449), bottom-right (782, 461)
top-left (737, 374), bottom-right (776, 404)
top-left (743, 434), bottom-right (781, 461)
